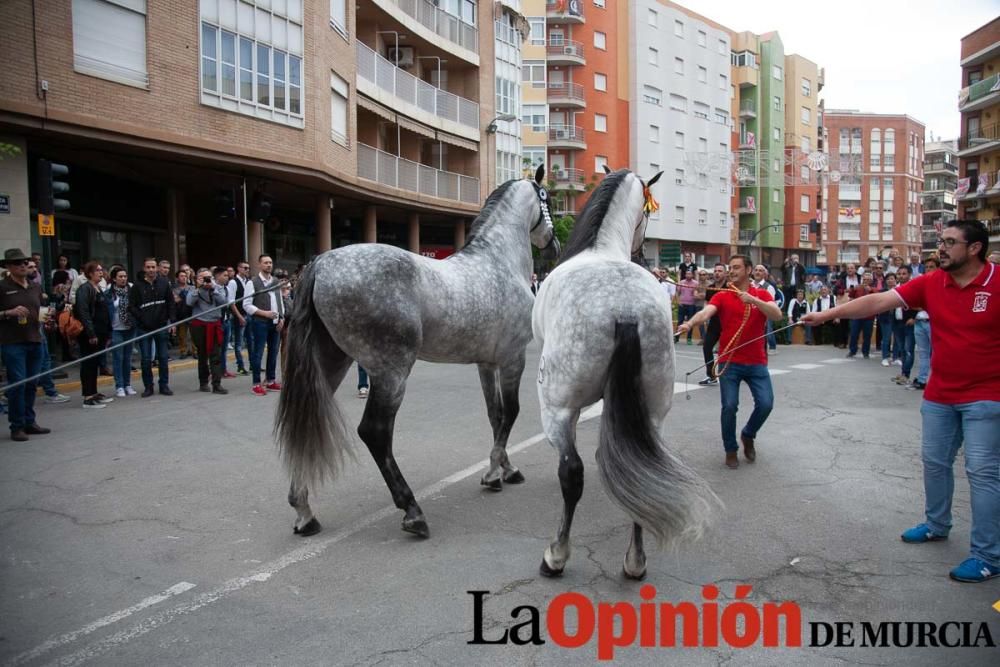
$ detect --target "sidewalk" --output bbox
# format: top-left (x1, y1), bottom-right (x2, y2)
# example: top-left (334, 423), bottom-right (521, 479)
top-left (51, 351), bottom-right (242, 394)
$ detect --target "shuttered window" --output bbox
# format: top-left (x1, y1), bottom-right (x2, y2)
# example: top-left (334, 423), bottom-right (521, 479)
top-left (72, 0), bottom-right (148, 88)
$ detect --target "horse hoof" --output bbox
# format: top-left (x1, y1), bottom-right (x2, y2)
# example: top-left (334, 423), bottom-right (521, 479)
top-left (402, 517), bottom-right (430, 538)
top-left (623, 567), bottom-right (647, 581)
top-left (480, 476), bottom-right (503, 492)
top-left (539, 558), bottom-right (564, 578)
top-left (293, 518), bottom-right (322, 537)
top-left (502, 470), bottom-right (525, 484)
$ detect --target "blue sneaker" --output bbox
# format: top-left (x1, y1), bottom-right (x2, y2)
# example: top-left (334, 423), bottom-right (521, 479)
top-left (949, 558), bottom-right (1000, 583)
top-left (900, 523), bottom-right (948, 543)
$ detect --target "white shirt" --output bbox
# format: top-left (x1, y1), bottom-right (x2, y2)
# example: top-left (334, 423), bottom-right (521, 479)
top-left (659, 281), bottom-right (676, 301)
top-left (810, 296), bottom-right (834, 313)
top-left (242, 273), bottom-right (281, 319)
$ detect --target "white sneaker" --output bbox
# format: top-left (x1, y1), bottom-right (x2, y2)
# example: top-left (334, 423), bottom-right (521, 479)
top-left (125, 386), bottom-right (137, 396)
top-left (893, 359), bottom-right (903, 366)
top-left (358, 387), bottom-right (369, 398)
top-left (881, 359), bottom-right (890, 367)
top-left (45, 393), bottom-right (71, 404)
top-left (115, 388), bottom-right (126, 398)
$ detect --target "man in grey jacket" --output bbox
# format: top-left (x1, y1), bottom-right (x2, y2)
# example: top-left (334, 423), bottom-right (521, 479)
top-left (186, 267), bottom-right (229, 394)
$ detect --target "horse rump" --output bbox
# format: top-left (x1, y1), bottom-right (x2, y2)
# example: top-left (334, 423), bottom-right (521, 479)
top-left (274, 258), bottom-right (353, 490)
top-left (595, 320), bottom-right (721, 547)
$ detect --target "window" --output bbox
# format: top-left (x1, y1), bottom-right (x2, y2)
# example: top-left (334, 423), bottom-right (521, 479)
top-left (674, 20), bottom-right (684, 37)
top-left (522, 60), bottom-right (546, 87)
top-left (649, 48), bottom-right (659, 66)
top-left (714, 108), bottom-right (728, 125)
top-left (800, 194), bottom-right (810, 213)
top-left (528, 17), bottom-right (545, 45)
top-left (594, 31), bottom-right (607, 50)
top-left (674, 131), bottom-right (684, 148)
top-left (773, 127), bottom-right (781, 141)
top-left (801, 135), bottom-right (810, 153)
top-left (698, 137), bottom-right (708, 152)
top-left (801, 77), bottom-right (811, 97)
top-left (773, 96), bottom-right (781, 111)
top-left (773, 158), bottom-right (780, 173)
top-left (720, 212), bottom-right (728, 227)
top-left (870, 154), bottom-right (881, 170)
top-left (697, 30), bottom-right (706, 46)
top-left (521, 104), bottom-right (547, 132)
top-left (593, 0), bottom-right (605, 7)
top-left (650, 125), bottom-right (660, 143)
top-left (800, 165), bottom-right (809, 181)
top-left (693, 102), bottom-right (709, 120)
top-left (523, 146), bottom-right (545, 171)
top-left (698, 209), bottom-right (708, 226)
top-left (772, 65), bottom-right (782, 80)
top-left (697, 66), bottom-right (707, 83)
top-left (643, 85), bottom-right (662, 106)
top-left (330, 71), bottom-right (348, 145)
top-left (669, 93), bottom-right (686, 112)
top-left (884, 154), bottom-right (895, 170)
top-left (330, 0), bottom-right (347, 36)
top-left (595, 113), bottom-right (608, 132)
top-left (595, 155), bottom-right (609, 173)
top-left (718, 38), bottom-right (727, 55)
top-left (75, 0), bottom-right (148, 87)
top-left (731, 51), bottom-right (756, 67)
top-left (648, 9), bottom-right (658, 27)
top-left (800, 107), bottom-right (810, 125)
top-left (674, 57), bottom-right (684, 75)
top-left (594, 72), bottom-right (607, 92)
top-left (675, 205), bottom-right (685, 223)
top-left (773, 189), bottom-right (780, 203)
top-left (719, 177), bottom-right (728, 194)
top-left (719, 74), bottom-right (727, 90)
top-left (675, 168), bottom-right (685, 185)
top-left (883, 177), bottom-right (894, 191)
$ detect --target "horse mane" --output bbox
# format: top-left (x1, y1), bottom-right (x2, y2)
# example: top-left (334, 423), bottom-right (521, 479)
top-left (462, 179), bottom-right (518, 249)
top-left (559, 170), bottom-right (631, 262)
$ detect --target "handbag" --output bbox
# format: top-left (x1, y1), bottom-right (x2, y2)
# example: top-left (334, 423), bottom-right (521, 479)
top-left (58, 308), bottom-right (84, 341)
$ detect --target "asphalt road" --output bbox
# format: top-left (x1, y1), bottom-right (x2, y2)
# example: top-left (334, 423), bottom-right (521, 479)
top-left (1, 341), bottom-right (997, 666)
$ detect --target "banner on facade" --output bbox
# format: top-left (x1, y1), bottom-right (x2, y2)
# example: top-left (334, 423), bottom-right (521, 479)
top-left (956, 177), bottom-right (970, 197)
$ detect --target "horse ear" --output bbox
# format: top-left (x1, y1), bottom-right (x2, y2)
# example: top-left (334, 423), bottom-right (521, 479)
top-left (646, 171), bottom-right (663, 187)
top-left (602, 165), bottom-right (612, 175)
top-left (534, 164), bottom-right (545, 184)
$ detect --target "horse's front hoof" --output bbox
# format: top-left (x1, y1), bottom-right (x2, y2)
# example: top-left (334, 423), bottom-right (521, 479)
top-left (402, 516), bottom-right (430, 538)
top-left (539, 557), bottom-right (564, 578)
top-left (293, 517), bottom-right (322, 537)
top-left (623, 567), bottom-right (647, 581)
top-left (502, 469), bottom-right (525, 484)
top-left (480, 476), bottom-right (503, 492)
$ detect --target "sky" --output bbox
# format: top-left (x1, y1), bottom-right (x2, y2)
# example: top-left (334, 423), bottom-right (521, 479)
top-left (699, 0), bottom-right (999, 141)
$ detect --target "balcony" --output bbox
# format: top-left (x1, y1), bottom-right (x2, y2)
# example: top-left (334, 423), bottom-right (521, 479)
top-left (358, 143), bottom-right (480, 206)
top-left (738, 229), bottom-right (756, 242)
top-left (959, 73), bottom-right (1000, 113)
top-left (378, 0), bottom-right (478, 56)
top-left (733, 65), bottom-right (758, 89)
top-left (546, 0), bottom-right (585, 24)
top-left (838, 223), bottom-right (861, 241)
top-left (739, 99), bottom-right (756, 118)
top-left (958, 123), bottom-right (1000, 157)
top-left (924, 161), bottom-right (958, 175)
top-left (549, 167), bottom-right (586, 191)
top-left (548, 124), bottom-right (586, 150)
top-left (738, 134), bottom-right (757, 150)
top-left (356, 42), bottom-right (479, 135)
top-left (737, 198), bottom-right (756, 215)
top-left (546, 39), bottom-right (585, 66)
top-left (547, 82), bottom-right (585, 108)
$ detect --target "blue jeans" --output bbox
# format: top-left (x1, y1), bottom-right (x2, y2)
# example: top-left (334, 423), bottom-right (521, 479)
top-left (37, 331), bottom-right (58, 396)
top-left (900, 324), bottom-right (915, 378)
top-left (232, 318), bottom-right (248, 372)
top-left (136, 328), bottom-right (170, 389)
top-left (877, 313), bottom-right (895, 360)
top-left (358, 364), bottom-right (369, 390)
top-left (220, 319), bottom-right (232, 373)
top-left (111, 329), bottom-right (136, 390)
top-left (848, 319), bottom-right (873, 356)
top-left (250, 318), bottom-right (280, 384)
top-left (765, 320), bottom-right (776, 350)
top-left (920, 400), bottom-right (1000, 567)
top-left (914, 320), bottom-right (931, 384)
top-left (719, 363), bottom-right (774, 453)
top-left (2, 342), bottom-right (42, 432)
top-left (677, 304), bottom-right (697, 341)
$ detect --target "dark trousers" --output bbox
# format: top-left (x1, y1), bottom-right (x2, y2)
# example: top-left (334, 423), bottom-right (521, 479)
top-left (78, 336), bottom-right (105, 397)
top-left (2, 341), bottom-right (42, 432)
top-left (250, 318), bottom-right (280, 385)
top-left (677, 304), bottom-right (698, 341)
top-left (848, 319), bottom-right (874, 356)
top-left (232, 317), bottom-right (248, 371)
top-left (702, 315), bottom-right (721, 373)
top-left (136, 328), bottom-right (170, 389)
top-left (191, 325), bottom-right (223, 386)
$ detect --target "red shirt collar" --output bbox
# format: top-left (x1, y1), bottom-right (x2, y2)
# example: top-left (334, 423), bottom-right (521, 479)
top-left (942, 262), bottom-right (995, 289)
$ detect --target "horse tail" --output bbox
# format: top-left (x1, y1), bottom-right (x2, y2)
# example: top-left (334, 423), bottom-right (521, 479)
top-left (595, 321), bottom-right (721, 547)
top-left (274, 258), bottom-right (353, 490)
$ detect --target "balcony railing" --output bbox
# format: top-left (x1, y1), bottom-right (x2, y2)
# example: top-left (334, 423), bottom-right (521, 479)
top-left (738, 229), bottom-right (756, 242)
top-left (959, 123), bottom-right (999, 150)
top-left (357, 42), bottom-right (479, 131)
top-left (959, 73), bottom-right (1000, 110)
top-left (383, 0), bottom-right (478, 53)
top-left (548, 124), bottom-right (586, 144)
top-left (358, 143), bottom-right (480, 205)
top-left (550, 168), bottom-right (585, 188)
top-left (546, 39), bottom-right (585, 63)
top-left (838, 223), bottom-right (861, 241)
top-left (546, 0), bottom-right (585, 22)
top-left (924, 161), bottom-right (957, 174)
top-left (546, 82), bottom-right (585, 104)
top-left (739, 100), bottom-right (756, 117)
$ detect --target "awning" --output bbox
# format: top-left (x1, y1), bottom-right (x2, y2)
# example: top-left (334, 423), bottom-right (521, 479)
top-left (356, 95), bottom-right (394, 122)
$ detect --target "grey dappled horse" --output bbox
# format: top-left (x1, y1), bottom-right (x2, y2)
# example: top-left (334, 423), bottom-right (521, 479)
top-left (532, 168), bottom-right (720, 579)
top-left (276, 168), bottom-right (559, 538)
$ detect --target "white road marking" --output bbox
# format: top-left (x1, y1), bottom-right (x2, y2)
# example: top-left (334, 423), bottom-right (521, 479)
top-left (788, 363), bottom-right (824, 370)
top-left (6, 582), bottom-right (196, 667)
top-left (821, 358), bottom-right (854, 364)
top-left (768, 369), bottom-right (791, 376)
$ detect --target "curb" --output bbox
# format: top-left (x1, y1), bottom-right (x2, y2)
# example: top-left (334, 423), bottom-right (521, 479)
top-left (50, 352), bottom-right (240, 394)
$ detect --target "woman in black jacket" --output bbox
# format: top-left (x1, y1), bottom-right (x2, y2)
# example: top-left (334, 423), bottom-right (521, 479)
top-left (74, 262), bottom-right (113, 408)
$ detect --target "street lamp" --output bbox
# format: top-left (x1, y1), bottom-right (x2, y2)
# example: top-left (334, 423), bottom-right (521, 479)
top-left (486, 113), bottom-right (517, 134)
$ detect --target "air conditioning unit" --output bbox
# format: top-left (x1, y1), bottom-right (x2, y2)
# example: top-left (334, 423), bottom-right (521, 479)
top-left (387, 46), bottom-right (415, 68)
top-left (563, 45), bottom-right (579, 56)
top-left (555, 129), bottom-right (570, 139)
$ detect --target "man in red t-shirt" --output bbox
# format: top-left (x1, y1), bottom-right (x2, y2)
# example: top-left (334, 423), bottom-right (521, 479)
top-left (803, 220), bottom-right (999, 583)
top-left (678, 255), bottom-right (783, 469)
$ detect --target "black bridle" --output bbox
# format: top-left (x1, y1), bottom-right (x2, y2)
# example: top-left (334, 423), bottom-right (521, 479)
top-left (530, 182), bottom-right (559, 258)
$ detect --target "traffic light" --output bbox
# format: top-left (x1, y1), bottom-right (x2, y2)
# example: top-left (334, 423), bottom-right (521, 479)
top-left (250, 190), bottom-right (272, 222)
top-left (36, 159), bottom-right (70, 214)
top-left (809, 218), bottom-right (820, 235)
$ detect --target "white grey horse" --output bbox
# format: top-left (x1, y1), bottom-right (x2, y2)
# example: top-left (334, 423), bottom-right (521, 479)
top-left (532, 168), bottom-right (720, 579)
top-left (276, 168), bottom-right (559, 538)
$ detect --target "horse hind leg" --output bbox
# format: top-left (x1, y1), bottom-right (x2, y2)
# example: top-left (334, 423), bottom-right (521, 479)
top-left (288, 482), bottom-right (321, 536)
top-left (481, 354), bottom-right (527, 491)
top-left (357, 374), bottom-right (429, 538)
top-left (540, 408), bottom-right (582, 577)
top-left (477, 364), bottom-right (504, 491)
top-left (623, 523), bottom-right (647, 580)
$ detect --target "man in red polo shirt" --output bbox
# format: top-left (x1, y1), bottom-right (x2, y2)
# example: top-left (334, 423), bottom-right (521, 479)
top-left (678, 255), bottom-right (783, 469)
top-left (803, 220), bottom-right (999, 583)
